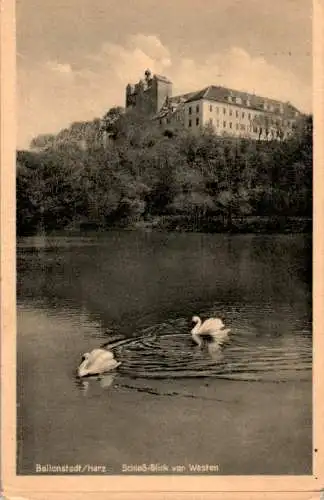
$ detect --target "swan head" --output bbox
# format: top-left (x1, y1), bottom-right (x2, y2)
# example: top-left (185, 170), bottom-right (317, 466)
top-left (192, 315), bottom-right (201, 324)
top-left (77, 353), bottom-right (91, 378)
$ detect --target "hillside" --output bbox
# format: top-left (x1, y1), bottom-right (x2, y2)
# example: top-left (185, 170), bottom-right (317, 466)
top-left (17, 108), bottom-right (312, 235)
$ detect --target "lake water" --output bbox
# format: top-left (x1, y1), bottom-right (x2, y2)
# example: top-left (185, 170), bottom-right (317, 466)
top-left (17, 232), bottom-right (312, 475)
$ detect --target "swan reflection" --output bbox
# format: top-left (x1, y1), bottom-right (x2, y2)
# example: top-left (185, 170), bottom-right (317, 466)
top-left (207, 341), bottom-right (225, 362)
top-left (77, 373), bottom-right (116, 395)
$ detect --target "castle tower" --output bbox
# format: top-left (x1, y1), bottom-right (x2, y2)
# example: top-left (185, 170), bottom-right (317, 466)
top-left (151, 74), bottom-right (173, 114)
top-left (125, 71), bottom-right (173, 115)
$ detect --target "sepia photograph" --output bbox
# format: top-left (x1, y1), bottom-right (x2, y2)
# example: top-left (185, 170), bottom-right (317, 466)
top-left (2, 0), bottom-right (322, 492)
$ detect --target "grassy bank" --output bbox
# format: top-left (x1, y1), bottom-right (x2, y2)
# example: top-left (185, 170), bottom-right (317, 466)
top-left (35, 215), bottom-right (311, 236)
top-left (132, 215), bottom-right (312, 233)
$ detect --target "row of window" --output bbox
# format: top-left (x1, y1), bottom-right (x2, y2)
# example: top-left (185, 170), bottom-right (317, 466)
top-left (188, 103), bottom-right (267, 122)
top-left (212, 120), bottom-right (282, 134)
top-left (189, 118), bottom-right (248, 130)
top-left (188, 105), bottom-right (199, 115)
top-left (188, 118), bottom-right (200, 127)
top-left (208, 104), bottom-right (252, 120)
top-left (189, 103), bottom-right (254, 120)
top-left (188, 104), bottom-right (293, 127)
top-left (189, 117), bottom-right (267, 132)
top-left (211, 120), bottom-right (247, 131)
top-left (186, 117), bottom-right (290, 137)
top-left (188, 117), bottom-right (274, 134)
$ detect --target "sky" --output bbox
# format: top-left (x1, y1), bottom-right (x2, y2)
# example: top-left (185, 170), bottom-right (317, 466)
top-left (17, 0), bottom-right (312, 149)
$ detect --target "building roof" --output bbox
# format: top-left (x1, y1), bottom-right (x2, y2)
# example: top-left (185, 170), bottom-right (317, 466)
top-left (169, 92), bottom-right (197, 104)
top-left (184, 85), bottom-right (300, 117)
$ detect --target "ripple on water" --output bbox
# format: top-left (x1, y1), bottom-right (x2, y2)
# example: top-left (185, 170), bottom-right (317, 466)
top-left (100, 313), bottom-right (312, 383)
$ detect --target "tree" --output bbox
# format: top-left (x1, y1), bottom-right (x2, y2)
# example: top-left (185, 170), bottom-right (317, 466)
top-left (101, 106), bottom-right (125, 138)
top-left (30, 133), bottom-right (57, 151)
top-left (17, 105), bottom-right (313, 235)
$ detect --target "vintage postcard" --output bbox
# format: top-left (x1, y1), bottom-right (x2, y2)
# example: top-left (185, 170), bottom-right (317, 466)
top-left (1, 0), bottom-right (324, 498)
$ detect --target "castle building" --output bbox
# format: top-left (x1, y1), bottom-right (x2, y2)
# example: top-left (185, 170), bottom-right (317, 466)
top-left (126, 69), bottom-right (172, 115)
top-left (125, 71), bottom-right (301, 140)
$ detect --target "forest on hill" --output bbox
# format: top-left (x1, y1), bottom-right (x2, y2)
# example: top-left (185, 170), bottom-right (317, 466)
top-left (17, 108), bottom-right (312, 235)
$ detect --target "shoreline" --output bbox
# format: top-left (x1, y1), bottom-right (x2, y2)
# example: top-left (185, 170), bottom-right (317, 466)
top-left (17, 215), bottom-right (312, 240)
top-left (16, 229), bottom-right (312, 253)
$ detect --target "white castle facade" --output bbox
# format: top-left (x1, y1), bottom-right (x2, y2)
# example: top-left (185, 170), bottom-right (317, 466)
top-left (125, 70), bottom-right (301, 140)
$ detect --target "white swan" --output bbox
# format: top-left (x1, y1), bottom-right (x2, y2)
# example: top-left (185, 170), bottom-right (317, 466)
top-left (191, 315), bottom-right (230, 347)
top-left (77, 348), bottom-right (121, 377)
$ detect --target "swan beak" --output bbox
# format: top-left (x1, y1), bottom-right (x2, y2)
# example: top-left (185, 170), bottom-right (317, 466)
top-left (77, 361), bottom-right (89, 378)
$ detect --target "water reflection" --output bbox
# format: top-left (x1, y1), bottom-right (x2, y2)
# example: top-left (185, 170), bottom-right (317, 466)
top-left (76, 373), bottom-right (117, 395)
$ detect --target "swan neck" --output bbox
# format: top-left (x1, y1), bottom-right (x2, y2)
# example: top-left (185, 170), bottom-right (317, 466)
top-left (192, 332), bottom-right (202, 346)
top-left (192, 317), bottom-right (202, 335)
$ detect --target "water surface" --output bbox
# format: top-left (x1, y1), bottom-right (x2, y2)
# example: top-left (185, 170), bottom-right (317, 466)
top-left (17, 232), bottom-right (312, 474)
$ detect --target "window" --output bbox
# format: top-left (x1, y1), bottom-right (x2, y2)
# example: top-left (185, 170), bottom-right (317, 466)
top-left (248, 113), bottom-right (251, 120)
top-left (242, 112), bottom-right (245, 119)
top-left (209, 105), bottom-right (213, 112)
top-left (196, 117), bottom-right (200, 126)
top-left (189, 119), bottom-right (192, 127)
top-left (196, 104), bottom-right (199, 113)
top-left (216, 120), bottom-right (219, 127)
top-left (236, 124), bottom-right (239, 130)
top-left (189, 106), bottom-right (192, 115)
top-left (229, 122), bottom-right (232, 129)
top-left (253, 126), bottom-right (258, 133)
top-left (223, 108), bottom-right (226, 114)
top-left (216, 107), bottom-right (219, 114)
top-left (229, 109), bottom-right (233, 116)
top-left (209, 118), bottom-right (213, 125)
top-left (236, 110), bottom-right (239, 118)
top-left (241, 124), bottom-right (245, 131)
top-left (223, 121), bottom-right (226, 128)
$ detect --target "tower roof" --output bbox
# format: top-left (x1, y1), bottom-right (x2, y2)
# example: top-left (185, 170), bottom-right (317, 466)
top-left (154, 74), bottom-right (172, 84)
